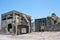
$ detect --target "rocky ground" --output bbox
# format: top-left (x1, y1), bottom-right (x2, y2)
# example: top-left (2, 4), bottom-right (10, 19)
top-left (0, 32), bottom-right (60, 40)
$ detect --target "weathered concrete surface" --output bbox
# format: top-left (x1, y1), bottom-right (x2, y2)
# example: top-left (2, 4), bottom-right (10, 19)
top-left (0, 32), bottom-right (60, 40)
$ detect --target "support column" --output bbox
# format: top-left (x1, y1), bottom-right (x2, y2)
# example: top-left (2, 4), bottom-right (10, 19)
top-left (13, 12), bottom-right (17, 35)
top-left (16, 24), bottom-right (17, 35)
top-left (28, 23), bottom-right (30, 33)
top-left (29, 26), bottom-right (30, 33)
top-left (15, 15), bottom-right (17, 35)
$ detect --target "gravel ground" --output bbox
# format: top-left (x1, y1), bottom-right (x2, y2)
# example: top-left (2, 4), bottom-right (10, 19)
top-left (0, 32), bottom-right (60, 40)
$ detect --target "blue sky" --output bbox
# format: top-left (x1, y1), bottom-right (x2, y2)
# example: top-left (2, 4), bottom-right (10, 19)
top-left (0, 0), bottom-right (60, 22)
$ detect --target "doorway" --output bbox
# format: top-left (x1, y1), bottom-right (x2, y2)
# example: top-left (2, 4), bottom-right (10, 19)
top-left (8, 24), bottom-right (12, 32)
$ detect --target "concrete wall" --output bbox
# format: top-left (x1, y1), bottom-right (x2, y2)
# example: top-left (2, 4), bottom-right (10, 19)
top-left (1, 10), bottom-right (31, 35)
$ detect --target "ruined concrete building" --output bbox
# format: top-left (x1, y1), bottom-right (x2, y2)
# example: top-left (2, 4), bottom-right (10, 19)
top-left (1, 10), bottom-right (31, 35)
top-left (35, 13), bottom-right (60, 32)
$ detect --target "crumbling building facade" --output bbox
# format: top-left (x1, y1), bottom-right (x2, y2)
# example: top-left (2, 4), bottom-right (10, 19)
top-left (35, 13), bottom-right (60, 32)
top-left (1, 10), bottom-right (31, 35)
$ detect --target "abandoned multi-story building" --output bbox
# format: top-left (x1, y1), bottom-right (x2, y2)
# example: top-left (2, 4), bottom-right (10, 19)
top-left (1, 10), bottom-right (31, 35)
top-left (35, 13), bottom-right (60, 32)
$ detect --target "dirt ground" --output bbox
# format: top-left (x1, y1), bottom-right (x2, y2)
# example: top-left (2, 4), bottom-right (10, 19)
top-left (0, 32), bottom-right (60, 40)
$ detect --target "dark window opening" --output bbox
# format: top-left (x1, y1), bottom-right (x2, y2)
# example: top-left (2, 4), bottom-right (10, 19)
top-left (41, 29), bottom-right (44, 32)
top-left (8, 24), bottom-right (12, 32)
top-left (21, 17), bottom-right (24, 20)
top-left (2, 18), bottom-right (6, 20)
top-left (7, 17), bottom-right (13, 19)
top-left (40, 29), bottom-right (44, 32)
top-left (54, 20), bottom-right (57, 24)
top-left (10, 14), bottom-right (13, 16)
